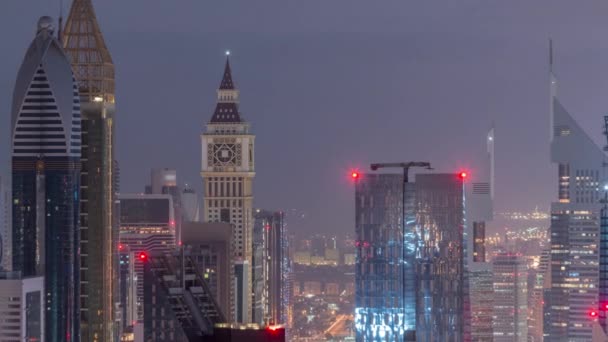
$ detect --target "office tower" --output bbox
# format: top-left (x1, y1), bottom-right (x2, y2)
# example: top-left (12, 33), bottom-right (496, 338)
top-left (201, 54), bottom-right (255, 322)
top-left (142, 251), bottom-right (225, 341)
top-left (354, 172), bottom-right (465, 341)
top-left (415, 174), bottom-right (466, 342)
top-left (464, 128), bottom-right (495, 342)
top-left (181, 222), bottom-right (233, 320)
top-left (529, 248), bottom-right (550, 342)
top-left (11, 17), bottom-right (81, 342)
top-left (492, 253), bottom-right (528, 341)
top-left (146, 168), bottom-right (182, 243)
top-left (62, 1), bottom-right (117, 340)
top-left (354, 173), bottom-right (409, 341)
top-left (546, 42), bottom-right (605, 341)
top-left (0, 177), bottom-right (10, 271)
top-left (118, 194), bottom-right (176, 327)
top-left (254, 210), bottom-right (292, 327)
top-left (182, 185), bottom-right (200, 222)
top-left (0, 272), bottom-right (44, 341)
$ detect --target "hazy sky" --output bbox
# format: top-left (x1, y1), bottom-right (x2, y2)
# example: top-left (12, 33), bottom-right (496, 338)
top-left (3, 1), bottom-right (608, 236)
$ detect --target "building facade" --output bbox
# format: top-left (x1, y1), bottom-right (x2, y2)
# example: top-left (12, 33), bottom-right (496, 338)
top-left (492, 254), bottom-right (528, 342)
top-left (354, 172), bottom-right (466, 341)
top-left (118, 194), bottom-right (176, 330)
top-left (0, 273), bottom-right (44, 342)
top-left (546, 46), bottom-right (604, 341)
top-left (62, 1), bottom-right (117, 340)
top-left (201, 55), bottom-right (255, 322)
top-left (11, 17), bottom-right (81, 342)
top-left (253, 210), bottom-right (292, 327)
top-left (0, 177), bottom-right (10, 271)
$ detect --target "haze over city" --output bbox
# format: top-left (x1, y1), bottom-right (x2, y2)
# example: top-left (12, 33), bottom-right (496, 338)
top-left (4, 1), bottom-right (608, 238)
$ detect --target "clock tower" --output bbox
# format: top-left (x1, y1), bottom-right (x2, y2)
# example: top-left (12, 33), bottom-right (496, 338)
top-left (201, 54), bottom-right (255, 322)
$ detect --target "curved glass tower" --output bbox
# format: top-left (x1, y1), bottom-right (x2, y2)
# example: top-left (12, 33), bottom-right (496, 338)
top-left (11, 17), bottom-right (81, 342)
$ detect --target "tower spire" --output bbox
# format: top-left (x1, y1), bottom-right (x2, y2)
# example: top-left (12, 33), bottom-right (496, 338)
top-left (549, 38), bottom-right (553, 73)
top-left (220, 50), bottom-right (235, 90)
top-left (62, 0), bottom-right (114, 102)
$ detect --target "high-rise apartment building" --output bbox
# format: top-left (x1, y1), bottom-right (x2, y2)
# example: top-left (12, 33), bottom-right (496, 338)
top-left (146, 169), bottom-right (182, 242)
top-left (182, 185), bottom-right (200, 222)
top-left (201, 55), bottom-right (255, 322)
top-left (62, 1), bottom-right (117, 339)
top-left (354, 172), bottom-right (465, 341)
top-left (11, 17), bottom-right (81, 341)
top-left (546, 43), bottom-right (605, 341)
top-left (492, 253), bottom-right (528, 341)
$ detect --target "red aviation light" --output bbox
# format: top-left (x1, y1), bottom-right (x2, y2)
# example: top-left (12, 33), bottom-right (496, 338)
top-left (351, 171), bottom-right (360, 180)
top-left (118, 244), bottom-right (124, 251)
top-left (138, 251), bottom-right (148, 262)
top-left (590, 309), bottom-right (598, 318)
top-left (459, 172), bottom-right (468, 179)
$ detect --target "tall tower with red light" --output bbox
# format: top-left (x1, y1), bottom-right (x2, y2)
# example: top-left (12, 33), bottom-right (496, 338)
top-left (201, 52), bottom-right (255, 323)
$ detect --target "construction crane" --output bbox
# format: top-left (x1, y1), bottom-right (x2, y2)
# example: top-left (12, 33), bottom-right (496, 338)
top-left (369, 162), bottom-right (432, 342)
top-left (370, 162), bottom-right (433, 183)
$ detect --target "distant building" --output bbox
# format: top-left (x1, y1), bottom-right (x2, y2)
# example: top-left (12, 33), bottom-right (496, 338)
top-left (182, 185), bottom-right (200, 222)
top-left (0, 273), bottom-right (44, 342)
top-left (293, 252), bottom-right (311, 265)
top-left (181, 222), bottom-right (233, 322)
top-left (118, 194), bottom-right (176, 325)
top-left (325, 283), bottom-right (340, 296)
top-left (146, 168), bottom-right (182, 243)
top-left (324, 248), bottom-right (339, 265)
top-left (343, 253), bottom-right (356, 266)
top-left (303, 282), bottom-right (322, 296)
top-left (492, 253), bottom-right (528, 341)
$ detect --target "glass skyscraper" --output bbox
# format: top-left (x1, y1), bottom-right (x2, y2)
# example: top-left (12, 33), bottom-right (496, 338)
top-left (11, 17), bottom-right (82, 342)
top-left (354, 172), bottom-right (465, 341)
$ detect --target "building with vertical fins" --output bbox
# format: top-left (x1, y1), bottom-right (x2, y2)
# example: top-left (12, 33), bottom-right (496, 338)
top-left (62, 1), bottom-right (116, 340)
top-left (546, 41), bottom-right (605, 341)
top-left (202, 53), bottom-right (256, 322)
top-left (11, 16), bottom-right (81, 342)
top-left (492, 253), bottom-right (528, 341)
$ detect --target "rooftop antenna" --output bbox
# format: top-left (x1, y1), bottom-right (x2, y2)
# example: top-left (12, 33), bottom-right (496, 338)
top-left (57, 0), bottom-right (64, 42)
top-left (549, 38), bottom-right (553, 72)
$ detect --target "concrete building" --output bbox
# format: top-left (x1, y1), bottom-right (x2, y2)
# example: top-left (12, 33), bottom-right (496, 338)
top-left (201, 54), bottom-right (255, 323)
top-left (0, 273), bottom-right (44, 342)
top-left (0, 177), bottom-right (10, 271)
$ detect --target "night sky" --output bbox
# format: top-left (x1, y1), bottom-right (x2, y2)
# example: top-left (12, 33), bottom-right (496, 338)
top-left (3, 1), bottom-right (608, 237)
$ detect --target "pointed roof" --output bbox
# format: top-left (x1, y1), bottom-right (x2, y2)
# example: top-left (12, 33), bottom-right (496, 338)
top-left (62, 0), bottom-right (115, 102)
top-left (219, 57), bottom-right (235, 90)
top-left (210, 55), bottom-right (243, 124)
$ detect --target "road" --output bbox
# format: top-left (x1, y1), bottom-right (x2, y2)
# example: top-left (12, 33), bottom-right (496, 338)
top-left (324, 314), bottom-right (353, 338)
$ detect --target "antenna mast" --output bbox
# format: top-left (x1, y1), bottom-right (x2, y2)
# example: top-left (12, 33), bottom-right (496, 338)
top-left (58, 0), bottom-right (64, 41)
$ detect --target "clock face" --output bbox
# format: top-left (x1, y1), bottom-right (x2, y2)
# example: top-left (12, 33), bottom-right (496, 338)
top-left (210, 142), bottom-right (241, 166)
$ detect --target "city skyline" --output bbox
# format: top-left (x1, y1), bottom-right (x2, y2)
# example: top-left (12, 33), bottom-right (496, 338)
top-left (5, 2), bottom-right (608, 237)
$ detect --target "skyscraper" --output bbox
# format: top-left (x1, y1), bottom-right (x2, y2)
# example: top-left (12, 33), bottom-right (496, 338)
top-left (354, 171), bottom-right (466, 341)
top-left (11, 16), bottom-right (81, 342)
top-left (201, 54), bottom-right (255, 322)
top-left (0, 176), bottom-right (10, 271)
top-left (492, 253), bottom-right (528, 342)
top-left (546, 42), bottom-right (605, 341)
top-left (146, 168), bottom-right (182, 242)
top-left (62, 1), bottom-right (116, 340)
top-left (253, 210), bottom-right (292, 327)
top-left (464, 128), bottom-right (495, 342)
